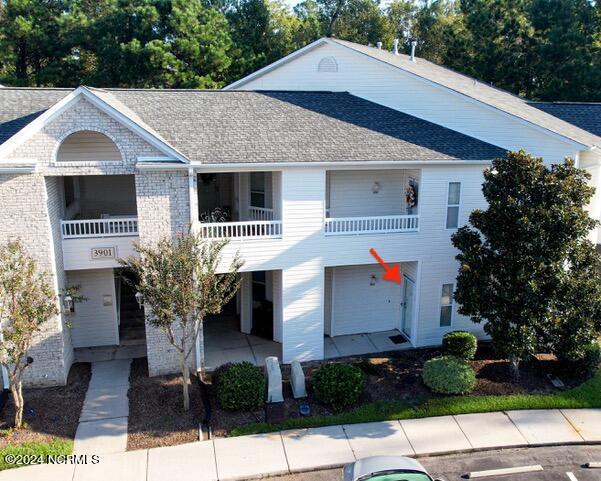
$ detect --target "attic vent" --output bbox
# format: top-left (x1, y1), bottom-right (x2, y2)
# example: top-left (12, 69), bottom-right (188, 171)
top-left (317, 56), bottom-right (338, 73)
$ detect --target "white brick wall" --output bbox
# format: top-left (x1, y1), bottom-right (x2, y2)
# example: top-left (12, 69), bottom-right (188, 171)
top-left (135, 170), bottom-right (193, 376)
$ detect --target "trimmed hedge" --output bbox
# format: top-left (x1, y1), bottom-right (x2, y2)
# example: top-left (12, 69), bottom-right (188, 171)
top-left (560, 342), bottom-right (601, 379)
top-left (230, 368), bottom-right (601, 437)
top-left (313, 363), bottom-right (364, 411)
top-left (215, 362), bottom-right (265, 411)
top-left (422, 355), bottom-right (476, 395)
top-left (442, 331), bottom-right (478, 360)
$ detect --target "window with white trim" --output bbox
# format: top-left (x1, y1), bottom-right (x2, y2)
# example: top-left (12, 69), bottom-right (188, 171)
top-left (440, 283), bottom-right (454, 327)
top-left (250, 172), bottom-right (265, 208)
top-left (446, 182), bottom-right (461, 229)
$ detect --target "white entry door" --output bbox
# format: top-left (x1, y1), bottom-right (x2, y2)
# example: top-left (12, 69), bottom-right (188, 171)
top-left (401, 276), bottom-right (415, 338)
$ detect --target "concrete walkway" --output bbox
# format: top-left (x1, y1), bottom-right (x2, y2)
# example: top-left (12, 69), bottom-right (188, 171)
top-left (4, 408), bottom-right (601, 481)
top-left (72, 359), bottom-right (131, 455)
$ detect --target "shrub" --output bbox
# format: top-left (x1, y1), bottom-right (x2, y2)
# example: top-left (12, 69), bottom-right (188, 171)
top-left (215, 362), bottom-right (265, 411)
top-left (442, 331), bottom-right (478, 360)
top-left (422, 355), bottom-right (476, 395)
top-left (559, 342), bottom-right (601, 379)
top-left (313, 363), bottom-right (364, 411)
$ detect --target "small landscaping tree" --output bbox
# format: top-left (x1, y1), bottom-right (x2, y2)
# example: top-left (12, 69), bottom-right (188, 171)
top-left (121, 233), bottom-right (243, 411)
top-left (0, 240), bottom-right (58, 428)
top-left (452, 151), bottom-right (601, 378)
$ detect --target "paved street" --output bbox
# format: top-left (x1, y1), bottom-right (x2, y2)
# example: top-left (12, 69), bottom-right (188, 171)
top-left (264, 445), bottom-right (601, 481)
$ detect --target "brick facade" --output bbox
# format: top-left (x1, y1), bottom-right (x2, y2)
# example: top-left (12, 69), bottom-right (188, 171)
top-left (1, 96), bottom-right (190, 385)
top-left (135, 170), bottom-right (194, 376)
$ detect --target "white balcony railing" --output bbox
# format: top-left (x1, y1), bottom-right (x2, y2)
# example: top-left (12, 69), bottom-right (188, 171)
top-left (61, 217), bottom-right (139, 239)
top-left (197, 220), bottom-right (282, 239)
top-left (325, 215), bottom-right (419, 236)
top-left (248, 206), bottom-right (274, 221)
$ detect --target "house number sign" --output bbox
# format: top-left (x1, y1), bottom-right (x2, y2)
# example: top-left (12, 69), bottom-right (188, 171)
top-left (91, 247), bottom-right (116, 259)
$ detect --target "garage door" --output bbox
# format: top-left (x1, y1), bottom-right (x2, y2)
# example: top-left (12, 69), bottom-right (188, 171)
top-left (331, 264), bottom-right (401, 336)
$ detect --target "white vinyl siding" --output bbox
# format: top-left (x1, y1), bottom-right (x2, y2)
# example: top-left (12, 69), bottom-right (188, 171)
top-left (57, 130), bottom-right (122, 162)
top-left (327, 169), bottom-right (420, 217)
top-left (331, 264), bottom-right (401, 336)
top-left (446, 182), bottom-right (461, 229)
top-left (67, 269), bottom-right (118, 347)
top-left (439, 283), bottom-right (454, 327)
top-left (238, 43), bottom-right (580, 164)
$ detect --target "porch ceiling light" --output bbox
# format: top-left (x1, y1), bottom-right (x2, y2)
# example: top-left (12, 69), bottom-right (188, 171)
top-left (370, 275), bottom-right (377, 286)
top-left (135, 291), bottom-right (145, 309)
top-left (372, 181), bottom-right (380, 194)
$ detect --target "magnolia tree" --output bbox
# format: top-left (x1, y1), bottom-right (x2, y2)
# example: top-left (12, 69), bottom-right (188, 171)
top-left (0, 240), bottom-right (58, 428)
top-left (452, 151), bottom-right (601, 378)
top-left (121, 233), bottom-right (242, 411)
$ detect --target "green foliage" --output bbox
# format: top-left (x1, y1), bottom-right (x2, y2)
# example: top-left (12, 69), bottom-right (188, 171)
top-left (0, 240), bottom-right (59, 428)
top-left (442, 331), bottom-right (478, 360)
top-left (452, 151), bottom-right (601, 372)
top-left (231, 366), bottom-right (601, 437)
top-left (558, 341), bottom-right (601, 379)
top-left (0, 439), bottom-right (72, 471)
top-left (120, 232), bottom-right (242, 410)
top-left (422, 355), bottom-right (476, 395)
top-left (312, 363), bottom-right (364, 411)
top-left (215, 362), bottom-right (266, 411)
top-left (1, 0), bottom-right (599, 100)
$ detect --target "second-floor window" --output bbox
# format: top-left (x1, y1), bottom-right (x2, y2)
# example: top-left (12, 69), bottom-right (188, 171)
top-left (446, 182), bottom-right (461, 229)
top-left (440, 283), bottom-right (454, 327)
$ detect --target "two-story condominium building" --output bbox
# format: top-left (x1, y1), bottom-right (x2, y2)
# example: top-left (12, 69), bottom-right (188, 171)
top-left (2, 38), bottom-right (601, 386)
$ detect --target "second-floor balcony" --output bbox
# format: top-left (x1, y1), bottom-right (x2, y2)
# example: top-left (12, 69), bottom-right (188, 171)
top-left (59, 174), bottom-right (139, 269)
top-left (197, 171), bottom-right (282, 240)
top-left (325, 169), bottom-right (421, 236)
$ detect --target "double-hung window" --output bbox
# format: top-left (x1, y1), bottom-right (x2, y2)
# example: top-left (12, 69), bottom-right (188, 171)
top-left (446, 182), bottom-right (461, 229)
top-left (440, 283), bottom-right (454, 327)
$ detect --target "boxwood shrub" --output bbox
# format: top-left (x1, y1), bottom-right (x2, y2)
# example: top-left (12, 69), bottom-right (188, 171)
top-left (422, 355), bottom-right (476, 395)
top-left (215, 362), bottom-right (265, 411)
top-left (559, 342), bottom-right (601, 379)
top-left (312, 363), bottom-right (364, 411)
top-left (442, 331), bottom-right (478, 360)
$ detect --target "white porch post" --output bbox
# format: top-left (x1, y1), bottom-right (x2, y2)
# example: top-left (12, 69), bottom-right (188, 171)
top-left (280, 168), bottom-right (326, 363)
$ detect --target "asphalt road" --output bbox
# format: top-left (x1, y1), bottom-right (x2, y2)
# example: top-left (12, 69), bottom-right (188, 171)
top-left (261, 445), bottom-right (601, 481)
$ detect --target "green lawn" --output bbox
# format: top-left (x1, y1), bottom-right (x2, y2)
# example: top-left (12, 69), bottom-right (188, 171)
top-left (0, 439), bottom-right (72, 471)
top-left (230, 369), bottom-right (601, 437)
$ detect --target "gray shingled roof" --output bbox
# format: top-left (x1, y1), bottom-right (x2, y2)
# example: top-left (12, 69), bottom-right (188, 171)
top-left (0, 88), bottom-right (70, 144)
top-left (529, 102), bottom-right (601, 139)
top-left (230, 38), bottom-right (601, 149)
top-left (0, 88), bottom-right (506, 163)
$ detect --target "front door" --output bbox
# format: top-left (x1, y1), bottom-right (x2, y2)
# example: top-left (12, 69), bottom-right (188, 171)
top-left (401, 276), bottom-right (415, 338)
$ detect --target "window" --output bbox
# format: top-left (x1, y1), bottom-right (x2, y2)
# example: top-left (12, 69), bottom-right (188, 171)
top-left (446, 182), bottom-right (461, 228)
top-left (440, 283), bottom-right (454, 327)
top-left (250, 172), bottom-right (265, 208)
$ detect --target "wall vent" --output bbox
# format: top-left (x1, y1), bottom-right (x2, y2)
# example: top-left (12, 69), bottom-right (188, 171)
top-left (317, 56), bottom-right (338, 73)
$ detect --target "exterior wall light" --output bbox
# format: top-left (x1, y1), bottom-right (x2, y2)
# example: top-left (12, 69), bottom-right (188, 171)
top-left (372, 182), bottom-right (380, 194)
top-left (370, 275), bottom-right (377, 286)
top-left (135, 291), bottom-right (145, 309)
top-left (63, 295), bottom-right (74, 313)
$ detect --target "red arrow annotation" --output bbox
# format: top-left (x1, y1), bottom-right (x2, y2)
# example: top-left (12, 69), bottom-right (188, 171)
top-left (369, 248), bottom-right (402, 284)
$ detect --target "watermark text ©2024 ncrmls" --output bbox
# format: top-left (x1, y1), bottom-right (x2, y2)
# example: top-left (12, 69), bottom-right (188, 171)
top-left (3, 453), bottom-right (100, 466)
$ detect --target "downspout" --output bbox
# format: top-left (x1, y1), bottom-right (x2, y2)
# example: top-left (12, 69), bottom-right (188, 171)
top-left (188, 166), bottom-right (212, 439)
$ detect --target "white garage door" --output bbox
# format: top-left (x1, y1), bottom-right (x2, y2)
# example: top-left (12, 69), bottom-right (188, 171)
top-left (332, 264), bottom-right (401, 336)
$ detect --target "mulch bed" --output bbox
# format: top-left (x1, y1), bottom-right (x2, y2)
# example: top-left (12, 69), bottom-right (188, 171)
top-left (0, 363), bottom-right (91, 448)
top-left (208, 343), bottom-right (586, 437)
top-left (127, 358), bottom-right (203, 450)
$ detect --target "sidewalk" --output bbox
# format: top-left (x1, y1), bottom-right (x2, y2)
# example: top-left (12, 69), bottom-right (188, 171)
top-left (3, 408), bottom-right (601, 481)
top-left (72, 359), bottom-right (131, 455)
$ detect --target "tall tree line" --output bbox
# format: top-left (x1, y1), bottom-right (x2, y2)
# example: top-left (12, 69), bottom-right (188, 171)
top-left (0, 0), bottom-right (599, 100)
